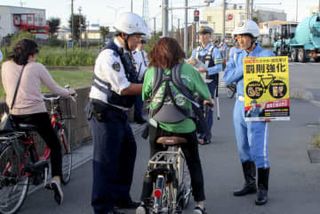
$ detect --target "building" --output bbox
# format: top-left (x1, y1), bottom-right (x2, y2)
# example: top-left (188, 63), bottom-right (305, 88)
top-left (259, 20), bottom-right (298, 46)
top-left (201, 4), bottom-right (286, 39)
top-left (0, 5), bottom-right (48, 41)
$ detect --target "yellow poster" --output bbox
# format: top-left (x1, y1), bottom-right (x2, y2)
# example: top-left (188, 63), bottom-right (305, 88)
top-left (243, 56), bottom-right (290, 122)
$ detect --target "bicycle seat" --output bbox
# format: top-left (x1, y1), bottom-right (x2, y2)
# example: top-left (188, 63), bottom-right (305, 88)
top-left (156, 136), bottom-right (187, 145)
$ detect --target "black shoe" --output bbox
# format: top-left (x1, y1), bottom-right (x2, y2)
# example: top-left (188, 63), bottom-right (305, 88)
top-left (134, 117), bottom-right (146, 124)
top-left (255, 185), bottom-right (268, 205)
top-left (198, 139), bottom-right (211, 145)
top-left (233, 183), bottom-right (257, 196)
top-left (115, 199), bottom-right (140, 209)
top-left (108, 209), bottom-right (125, 214)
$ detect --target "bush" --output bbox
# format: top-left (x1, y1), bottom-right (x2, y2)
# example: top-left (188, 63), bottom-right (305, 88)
top-left (312, 133), bottom-right (320, 148)
top-left (37, 46), bottom-right (99, 66)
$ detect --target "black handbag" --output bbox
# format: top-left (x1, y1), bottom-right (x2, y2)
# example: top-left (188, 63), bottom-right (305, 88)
top-left (0, 113), bottom-right (16, 132)
top-left (0, 65), bottom-right (25, 132)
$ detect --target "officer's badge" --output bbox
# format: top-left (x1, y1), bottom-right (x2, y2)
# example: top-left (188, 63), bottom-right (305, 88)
top-left (112, 62), bottom-right (121, 72)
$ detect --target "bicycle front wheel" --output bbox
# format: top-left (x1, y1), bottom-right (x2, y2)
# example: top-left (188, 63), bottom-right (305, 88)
top-left (0, 141), bottom-right (29, 214)
top-left (56, 127), bottom-right (72, 185)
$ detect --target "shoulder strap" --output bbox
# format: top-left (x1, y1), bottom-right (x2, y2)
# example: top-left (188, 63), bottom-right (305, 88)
top-left (171, 64), bottom-right (200, 108)
top-left (152, 67), bottom-right (163, 95)
top-left (10, 65), bottom-right (25, 110)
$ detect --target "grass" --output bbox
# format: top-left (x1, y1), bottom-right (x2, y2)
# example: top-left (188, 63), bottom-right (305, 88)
top-left (312, 133), bottom-right (320, 148)
top-left (0, 70), bottom-right (93, 100)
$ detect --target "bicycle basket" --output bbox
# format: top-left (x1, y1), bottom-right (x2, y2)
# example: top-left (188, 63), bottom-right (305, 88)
top-left (45, 97), bottom-right (77, 119)
top-left (59, 97), bottom-right (77, 119)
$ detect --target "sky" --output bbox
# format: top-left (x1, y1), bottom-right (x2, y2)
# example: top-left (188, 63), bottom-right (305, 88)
top-left (1, 0), bottom-right (319, 29)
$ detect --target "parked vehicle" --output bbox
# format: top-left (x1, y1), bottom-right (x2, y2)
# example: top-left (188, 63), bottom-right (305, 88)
top-left (273, 13), bottom-right (320, 62)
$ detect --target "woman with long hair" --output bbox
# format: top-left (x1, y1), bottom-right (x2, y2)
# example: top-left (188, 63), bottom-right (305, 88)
top-left (1, 39), bottom-right (75, 205)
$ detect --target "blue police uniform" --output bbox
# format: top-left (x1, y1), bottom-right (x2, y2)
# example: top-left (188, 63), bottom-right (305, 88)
top-left (87, 38), bottom-right (138, 213)
top-left (191, 42), bottom-right (223, 142)
top-left (223, 43), bottom-right (274, 168)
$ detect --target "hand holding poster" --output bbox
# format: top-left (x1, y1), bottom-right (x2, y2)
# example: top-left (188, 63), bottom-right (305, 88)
top-left (243, 56), bottom-right (290, 122)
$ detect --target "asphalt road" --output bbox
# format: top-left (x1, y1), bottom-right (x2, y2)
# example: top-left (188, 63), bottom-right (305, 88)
top-left (18, 62), bottom-right (320, 214)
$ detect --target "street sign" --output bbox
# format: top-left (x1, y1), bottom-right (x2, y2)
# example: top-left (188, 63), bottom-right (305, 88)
top-left (227, 14), bottom-right (233, 21)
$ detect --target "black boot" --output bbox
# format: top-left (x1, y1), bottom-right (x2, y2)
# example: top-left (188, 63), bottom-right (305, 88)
top-left (255, 168), bottom-right (270, 206)
top-left (233, 161), bottom-right (257, 196)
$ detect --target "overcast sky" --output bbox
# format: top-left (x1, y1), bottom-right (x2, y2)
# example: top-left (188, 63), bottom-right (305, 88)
top-left (1, 0), bottom-right (319, 29)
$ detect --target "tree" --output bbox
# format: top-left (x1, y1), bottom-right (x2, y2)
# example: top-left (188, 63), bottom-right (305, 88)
top-left (68, 14), bottom-right (86, 41)
top-left (99, 26), bottom-right (110, 43)
top-left (47, 17), bottom-right (60, 38)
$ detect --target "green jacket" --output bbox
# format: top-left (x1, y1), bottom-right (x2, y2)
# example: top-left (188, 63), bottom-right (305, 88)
top-left (142, 63), bottom-right (210, 133)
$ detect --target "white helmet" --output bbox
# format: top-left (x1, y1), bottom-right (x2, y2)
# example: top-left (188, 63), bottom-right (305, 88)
top-left (113, 12), bottom-right (148, 35)
top-left (232, 20), bottom-right (260, 38)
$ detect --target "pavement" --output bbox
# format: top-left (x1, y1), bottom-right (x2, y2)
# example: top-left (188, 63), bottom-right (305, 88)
top-left (19, 65), bottom-right (320, 213)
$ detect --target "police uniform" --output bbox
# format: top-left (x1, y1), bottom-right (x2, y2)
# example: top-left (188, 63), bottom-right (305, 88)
top-left (132, 49), bottom-right (149, 122)
top-left (88, 38), bottom-right (138, 213)
top-left (191, 42), bottom-right (223, 141)
top-left (223, 43), bottom-right (274, 169)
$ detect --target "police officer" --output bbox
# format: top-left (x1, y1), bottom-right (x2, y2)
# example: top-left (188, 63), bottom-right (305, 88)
top-left (87, 12), bottom-right (148, 214)
top-left (190, 26), bottom-right (223, 145)
top-left (223, 20), bottom-right (274, 206)
top-left (132, 37), bottom-right (149, 124)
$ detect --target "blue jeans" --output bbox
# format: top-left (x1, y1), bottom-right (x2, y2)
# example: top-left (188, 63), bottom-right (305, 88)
top-left (233, 99), bottom-right (269, 168)
top-left (88, 103), bottom-right (137, 213)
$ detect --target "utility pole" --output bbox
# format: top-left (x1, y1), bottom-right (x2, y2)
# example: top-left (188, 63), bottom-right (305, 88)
top-left (131, 0), bottom-right (133, 12)
top-left (184, 0), bottom-right (188, 54)
top-left (296, 0), bottom-right (298, 22)
top-left (78, 6), bottom-right (82, 48)
top-left (162, 0), bottom-right (168, 37)
top-left (71, 0), bottom-right (74, 45)
top-left (153, 17), bottom-right (156, 36)
top-left (246, 0), bottom-right (250, 19)
top-left (222, 0), bottom-right (226, 39)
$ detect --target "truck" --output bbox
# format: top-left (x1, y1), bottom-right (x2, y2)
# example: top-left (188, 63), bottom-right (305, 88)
top-left (273, 13), bottom-right (320, 62)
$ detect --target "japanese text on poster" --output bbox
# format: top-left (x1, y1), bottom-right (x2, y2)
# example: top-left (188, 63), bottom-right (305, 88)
top-left (243, 56), bottom-right (290, 122)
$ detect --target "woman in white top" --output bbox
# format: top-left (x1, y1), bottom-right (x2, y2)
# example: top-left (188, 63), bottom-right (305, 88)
top-left (1, 39), bottom-right (75, 205)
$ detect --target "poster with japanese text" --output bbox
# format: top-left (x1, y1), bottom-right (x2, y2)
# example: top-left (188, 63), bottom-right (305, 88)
top-left (243, 56), bottom-right (290, 122)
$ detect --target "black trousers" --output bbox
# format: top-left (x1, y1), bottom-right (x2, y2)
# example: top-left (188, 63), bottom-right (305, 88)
top-left (87, 101), bottom-right (137, 213)
top-left (140, 125), bottom-right (206, 202)
top-left (12, 112), bottom-right (62, 177)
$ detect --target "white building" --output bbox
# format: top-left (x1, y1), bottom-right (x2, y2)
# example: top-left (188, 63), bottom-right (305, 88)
top-left (0, 5), bottom-right (48, 41)
top-left (201, 4), bottom-right (286, 38)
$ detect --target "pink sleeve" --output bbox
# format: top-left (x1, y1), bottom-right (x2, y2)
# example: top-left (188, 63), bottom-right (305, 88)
top-left (38, 64), bottom-right (70, 97)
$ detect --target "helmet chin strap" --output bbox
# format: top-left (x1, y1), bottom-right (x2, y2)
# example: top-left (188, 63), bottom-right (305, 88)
top-left (245, 37), bottom-right (256, 52)
top-left (120, 33), bottom-right (130, 50)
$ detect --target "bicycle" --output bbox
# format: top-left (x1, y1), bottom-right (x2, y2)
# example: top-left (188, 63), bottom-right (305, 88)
top-left (0, 95), bottom-right (75, 214)
top-left (141, 136), bottom-right (191, 214)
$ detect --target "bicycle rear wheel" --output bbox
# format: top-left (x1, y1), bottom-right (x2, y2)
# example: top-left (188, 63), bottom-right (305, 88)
top-left (0, 141), bottom-right (29, 214)
top-left (56, 127), bottom-right (72, 184)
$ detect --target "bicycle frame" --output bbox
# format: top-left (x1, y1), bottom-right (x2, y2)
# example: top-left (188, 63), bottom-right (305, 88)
top-left (147, 146), bottom-right (188, 213)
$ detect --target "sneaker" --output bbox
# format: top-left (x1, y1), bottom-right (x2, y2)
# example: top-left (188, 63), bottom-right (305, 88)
top-left (50, 179), bottom-right (64, 205)
top-left (193, 206), bottom-right (207, 214)
top-left (136, 205), bottom-right (147, 214)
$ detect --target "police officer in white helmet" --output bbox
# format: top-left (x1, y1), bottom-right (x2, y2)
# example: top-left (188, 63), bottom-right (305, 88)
top-left (87, 12), bottom-right (148, 214)
top-left (223, 20), bottom-right (274, 206)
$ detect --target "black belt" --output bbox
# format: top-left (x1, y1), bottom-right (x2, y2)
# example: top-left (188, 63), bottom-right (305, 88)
top-left (89, 99), bottom-right (125, 114)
